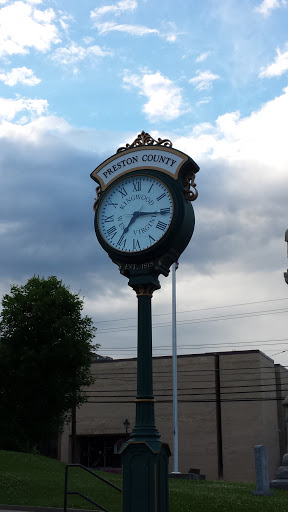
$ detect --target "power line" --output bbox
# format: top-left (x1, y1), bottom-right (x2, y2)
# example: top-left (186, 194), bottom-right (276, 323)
top-left (96, 307), bottom-right (288, 334)
top-left (86, 384), bottom-right (288, 403)
top-left (89, 378), bottom-right (288, 385)
top-left (85, 380), bottom-right (288, 393)
top-left (84, 397), bottom-right (288, 404)
top-left (83, 381), bottom-right (288, 394)
top-left (271, 350), bottom-right (288, 357)
top-left (95, 297), bottom-right (288, 324)
top-left (88, 377), bottom-right (287, 386)
top-left (89, 375), bottom-right (288, 385)
top-left (85, 390), bottom-right (288, 399)
top-left (98, 336), bottom-right (288, 352)
top-left (90, 365), bottom-right (288, 376)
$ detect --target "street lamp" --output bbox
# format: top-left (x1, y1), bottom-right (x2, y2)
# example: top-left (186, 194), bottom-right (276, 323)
top-left (123, 418), bottom-right (130, 439)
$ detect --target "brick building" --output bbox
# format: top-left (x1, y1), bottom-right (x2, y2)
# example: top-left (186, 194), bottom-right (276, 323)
top-left (59, 349), bottom-right (288, 482)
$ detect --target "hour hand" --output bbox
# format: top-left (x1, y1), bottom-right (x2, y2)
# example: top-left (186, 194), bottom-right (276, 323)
top-left (122, 210), bottom-right (140, 234)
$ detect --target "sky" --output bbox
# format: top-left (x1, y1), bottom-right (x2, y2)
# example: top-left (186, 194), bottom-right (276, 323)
top-left (0, 0), bottom-right (288, 365)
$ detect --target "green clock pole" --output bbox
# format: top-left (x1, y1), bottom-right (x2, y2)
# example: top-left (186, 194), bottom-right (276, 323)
top-left (120, 273), bottom-right (171, 512)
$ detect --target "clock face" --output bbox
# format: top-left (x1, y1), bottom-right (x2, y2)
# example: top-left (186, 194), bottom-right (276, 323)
top-left (97, 175), bottom-right (174, 253)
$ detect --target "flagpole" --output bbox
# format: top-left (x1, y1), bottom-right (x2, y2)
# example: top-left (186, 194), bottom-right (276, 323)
top-left (172, 261), bottom-right (180, 473)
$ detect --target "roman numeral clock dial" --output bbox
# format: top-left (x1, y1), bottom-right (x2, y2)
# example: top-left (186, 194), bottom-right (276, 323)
top-left (97, 175), bottom-right (174, 253)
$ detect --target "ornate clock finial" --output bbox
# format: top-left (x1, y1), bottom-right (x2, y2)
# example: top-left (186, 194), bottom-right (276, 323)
top-left (117, 130), bottom-right (173, 153)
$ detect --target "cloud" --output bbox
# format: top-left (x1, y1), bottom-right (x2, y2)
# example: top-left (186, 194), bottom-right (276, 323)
top-left (255, 0), bottom-right (287, 17)
top-left (0, 96), bottom-right (48, 121)
top-left (189, 70), bottom-right (220, 91)
top-left (165, 33), bottom-right (177, 42)
top-left (259, 44), bottom-right (288, 77)
top-left (0, 67), bottom-right (41, 86)
top-left (196, 51), bottom-right (211, 63)
top-left (94, 21), bottom-right (158, 37)
top-left (90, 0), bottom-right (137, 20)
top-left (94, 21), bottom-right (178, 42)
top-left (0, 114), bottom-right (72, 143)
top-left (58, 12), bottom-right (73, 33)
top-left (0, 1), bottom-right (60, 57)
top-left (168, 90), bottom-right (288, 289)
top-left (158, 20), bottom-right (180, 43)
top-left (91, 2), bottom-right (177, 42)
top-left (196, 97), bottom-right (212, 106)
top-left (52, 42), bottom-right (113, 66)
top-left (123, 70), bottom-right (185, 121)
top-left (0, 88), bottom-right (288, 362)
top-left (175, 86), bottom-right (288, 167)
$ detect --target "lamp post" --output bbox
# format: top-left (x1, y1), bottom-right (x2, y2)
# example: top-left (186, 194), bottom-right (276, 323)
top-left (123, 418), bottom-right (130, 440)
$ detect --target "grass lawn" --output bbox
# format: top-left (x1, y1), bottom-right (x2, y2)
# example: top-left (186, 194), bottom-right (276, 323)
top-left (0, 450), bottom-right (288, 512)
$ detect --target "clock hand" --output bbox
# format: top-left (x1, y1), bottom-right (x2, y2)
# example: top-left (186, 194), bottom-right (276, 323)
top-left (122, 208), bottom-right (169, 234)
top-left (136, 210), bottom-right (168, 216)
top-left (123, 213), bottom-right (137, 234)
top-left (122, 206), bottom-right (143, 234)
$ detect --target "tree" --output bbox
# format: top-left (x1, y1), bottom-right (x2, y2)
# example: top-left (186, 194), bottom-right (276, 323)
top-left (0, 275), bottom-right (98, 451)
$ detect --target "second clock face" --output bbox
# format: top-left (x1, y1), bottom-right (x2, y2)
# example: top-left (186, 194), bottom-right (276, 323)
top-left (97, 174), bottom-right (174, 253)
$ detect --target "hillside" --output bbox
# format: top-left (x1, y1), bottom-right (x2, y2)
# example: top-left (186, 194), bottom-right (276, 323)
top-left (0, 450), bottom-right (287, 512)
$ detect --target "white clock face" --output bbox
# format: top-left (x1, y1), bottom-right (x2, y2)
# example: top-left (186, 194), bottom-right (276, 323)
top-left (97, 175), bottom-right (174, 253)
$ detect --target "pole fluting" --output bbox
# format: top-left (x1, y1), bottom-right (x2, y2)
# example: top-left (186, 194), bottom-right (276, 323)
top-left (129, 282), bottom-right (160, 440)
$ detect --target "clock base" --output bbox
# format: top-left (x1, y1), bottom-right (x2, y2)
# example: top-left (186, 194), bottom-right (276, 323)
top-left (120, 440), bottom-right (171, 512)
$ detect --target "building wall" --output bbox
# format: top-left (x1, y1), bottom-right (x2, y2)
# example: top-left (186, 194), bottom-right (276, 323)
top-left (275, 364), bottom-right (288, 458)
top-left (60, 350), bottom-right (288, 482)
top-left (153, 353), bottom-right (218, 480)
top-left (219, 351), bottom-right (283, 481)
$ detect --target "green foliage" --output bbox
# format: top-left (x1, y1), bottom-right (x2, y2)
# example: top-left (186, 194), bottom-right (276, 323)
top-left (0, 276), bottom-right (98, 451)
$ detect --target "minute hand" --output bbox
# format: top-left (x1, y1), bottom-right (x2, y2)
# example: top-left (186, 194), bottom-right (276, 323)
top-left (137, 210), bottom-right (169, 216)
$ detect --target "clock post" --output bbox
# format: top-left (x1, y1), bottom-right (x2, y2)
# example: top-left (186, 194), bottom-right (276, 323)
top-left (119, 273), bottom-right (171, 512)
top-left (90, 131), bottom-right (199, 511)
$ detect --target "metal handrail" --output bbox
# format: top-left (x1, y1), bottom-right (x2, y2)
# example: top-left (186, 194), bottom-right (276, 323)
top-left (64, 463), bottom-right (122, 512)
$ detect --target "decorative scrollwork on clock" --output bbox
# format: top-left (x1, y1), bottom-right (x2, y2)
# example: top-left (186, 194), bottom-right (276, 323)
top-left (93, 186), bottom-right (101, 211)
top-left (184, 173), bottom-right (198, 202)
top-left (117, 130), bottom-right (173, 153)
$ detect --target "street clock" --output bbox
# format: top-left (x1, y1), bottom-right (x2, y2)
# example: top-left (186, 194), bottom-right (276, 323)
top-left (91, 131), bottom-right (199, 277)
top-left (90, 131), bottom-right (200, 512)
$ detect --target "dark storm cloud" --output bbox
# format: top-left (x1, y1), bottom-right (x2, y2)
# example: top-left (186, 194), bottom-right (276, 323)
top-left (0, 132), bottom-right (287, 303)
top-left (180, 157), bottom-right (288, 273)
top-left (0, 135), bottom-right (114, 291)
